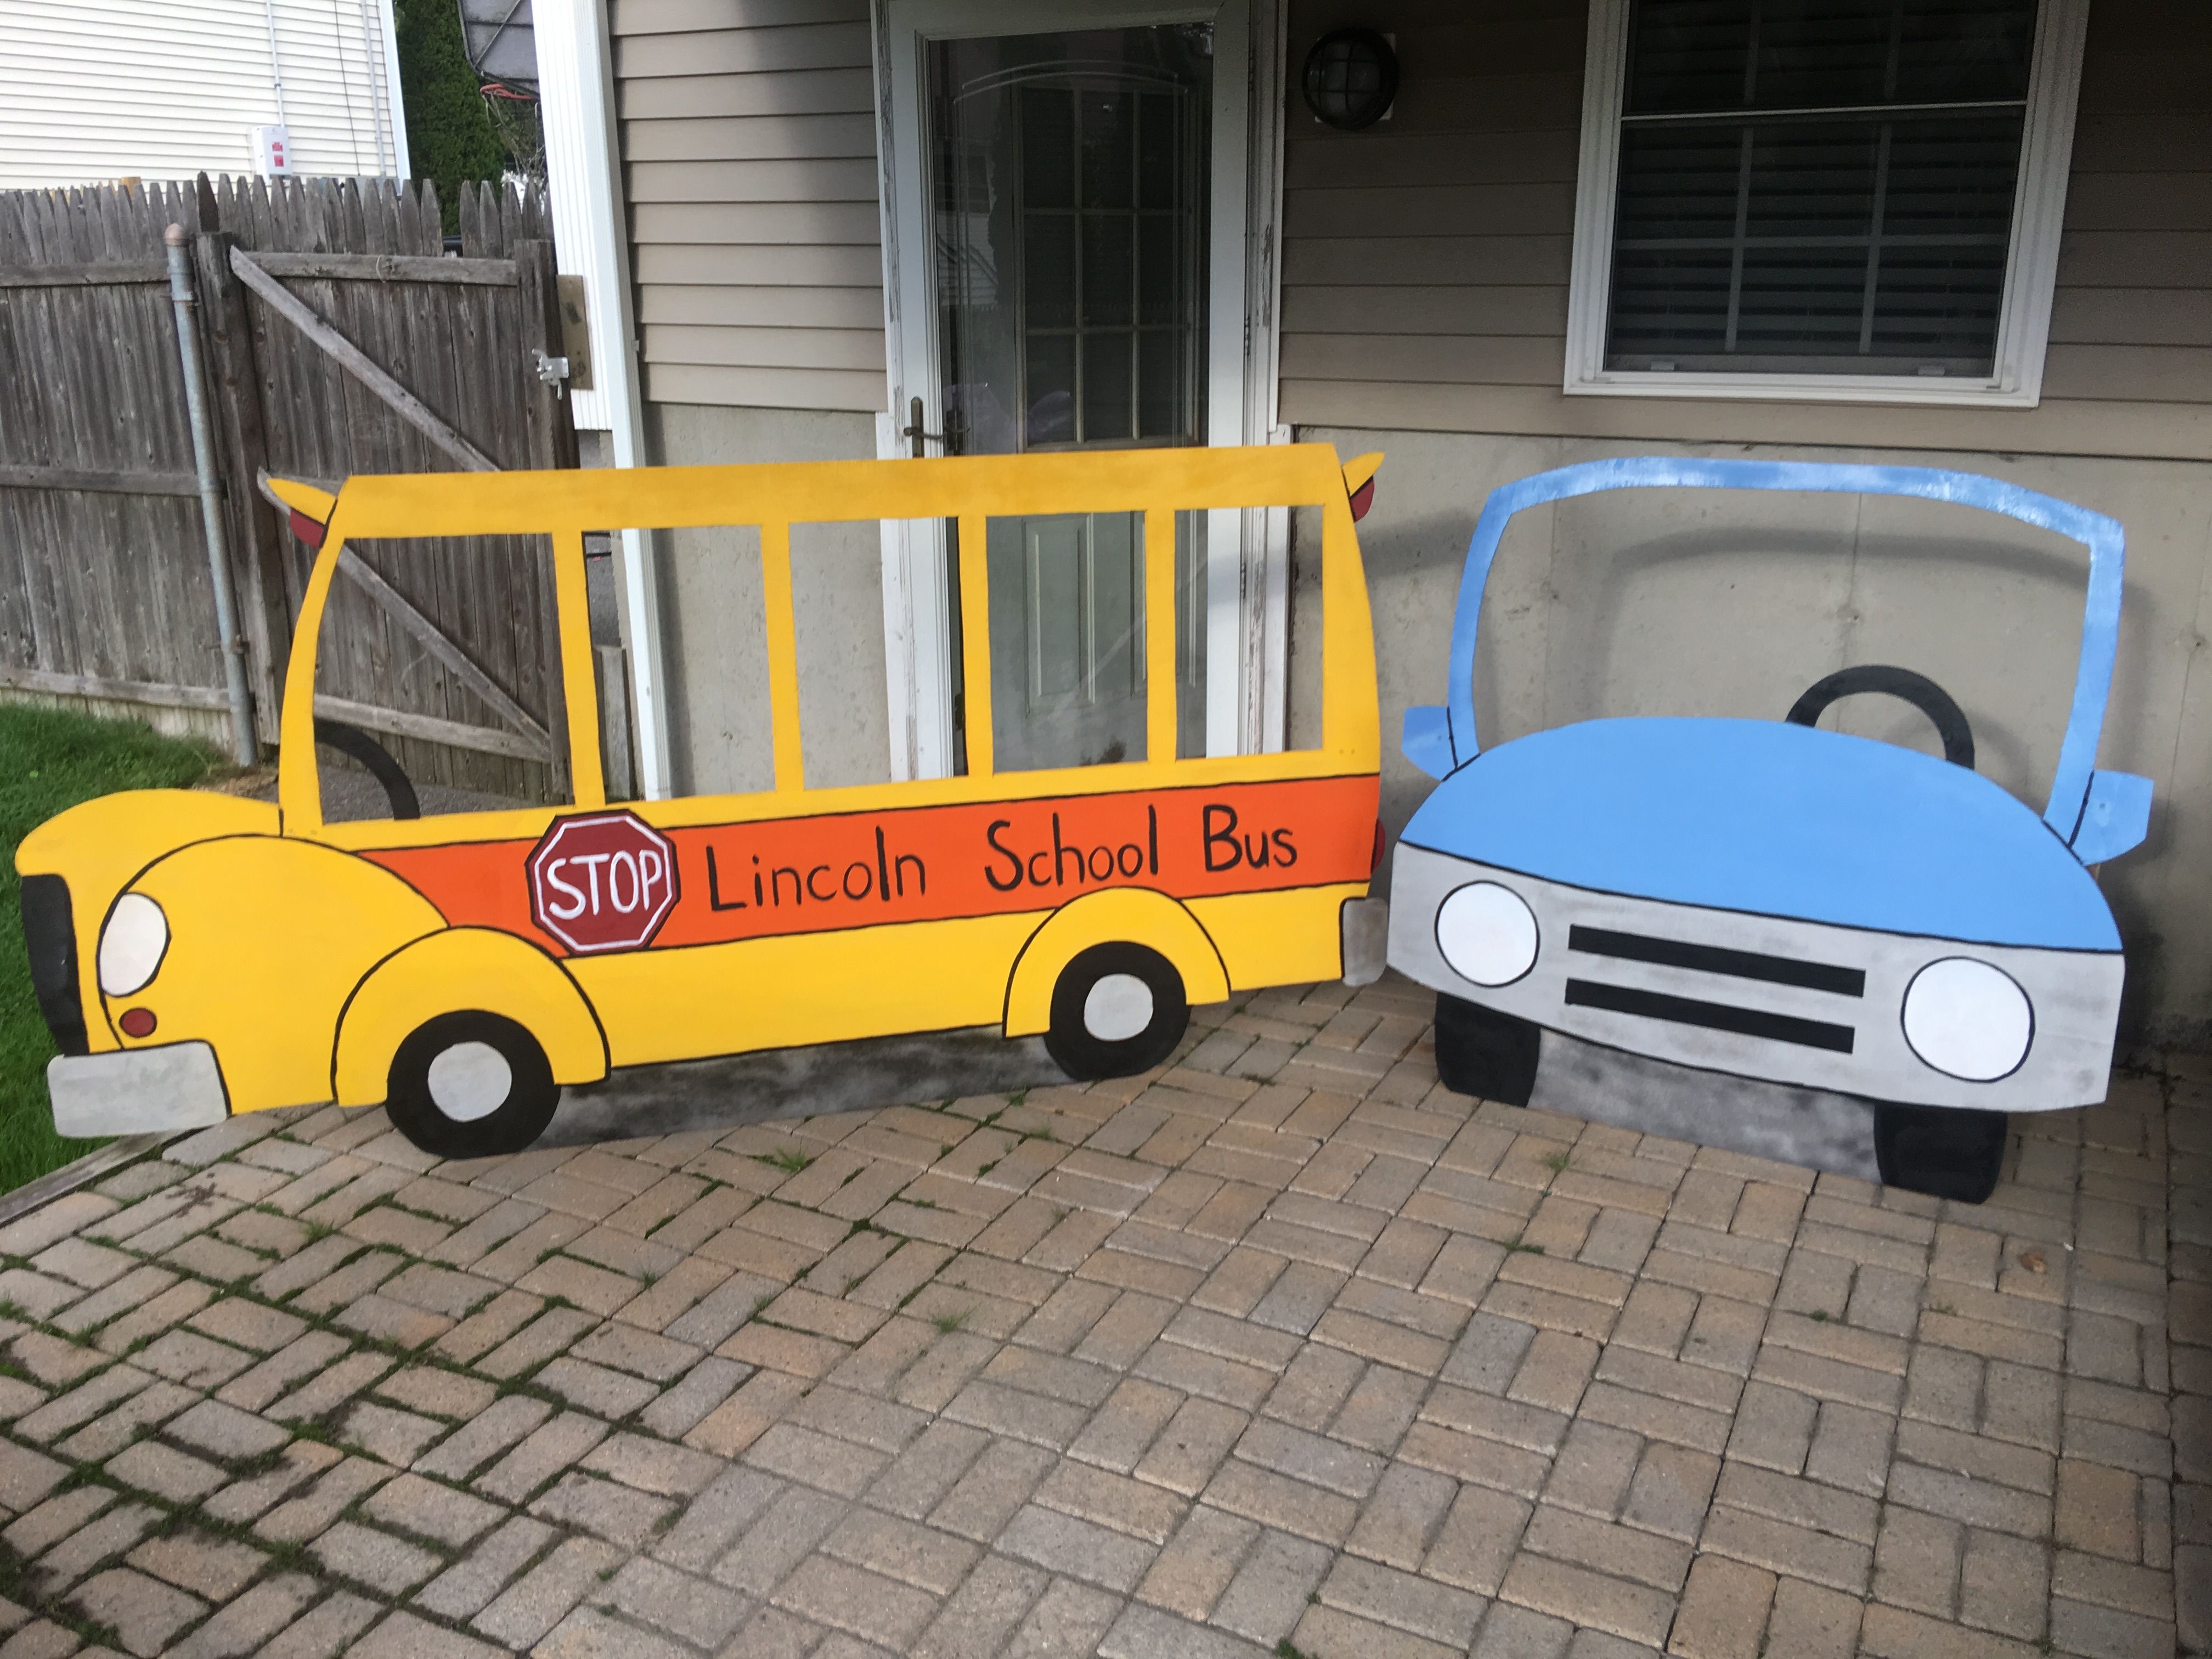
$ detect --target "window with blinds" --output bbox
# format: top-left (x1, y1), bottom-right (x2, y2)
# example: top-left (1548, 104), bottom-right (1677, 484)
top-left (1602, 0), bottom-right (2040, 378)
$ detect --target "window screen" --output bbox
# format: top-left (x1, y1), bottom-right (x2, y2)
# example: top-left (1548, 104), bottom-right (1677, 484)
top-left (1605, 0), bottom-right (2038, 377)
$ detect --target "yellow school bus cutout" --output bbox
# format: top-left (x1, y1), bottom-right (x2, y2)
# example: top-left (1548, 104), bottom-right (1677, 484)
top-left (18, 446), bottom-right (1383, 1158)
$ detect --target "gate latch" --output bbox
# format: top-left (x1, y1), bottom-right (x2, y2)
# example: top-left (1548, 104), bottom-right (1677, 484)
top-left (533, 350), bottom-right (571, 385)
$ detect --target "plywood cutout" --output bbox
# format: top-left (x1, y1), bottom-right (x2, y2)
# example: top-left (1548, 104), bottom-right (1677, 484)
top-left (1386, 459), bottom-right (2148, 1204)
top-left (20, 448), bottom-right (1386, 1159)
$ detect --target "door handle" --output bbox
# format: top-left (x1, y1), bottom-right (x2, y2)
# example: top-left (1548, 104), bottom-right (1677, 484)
top-left (902, 396), bottom-right (964, 458)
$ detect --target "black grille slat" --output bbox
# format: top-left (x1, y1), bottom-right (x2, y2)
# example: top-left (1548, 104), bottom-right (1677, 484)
top-left (1565, 978), bottom-right (1855, 1054)
top-left (1567, 924), bottom-right (1865, 997)
top-left (20, 874), bottom-right (87, 1057)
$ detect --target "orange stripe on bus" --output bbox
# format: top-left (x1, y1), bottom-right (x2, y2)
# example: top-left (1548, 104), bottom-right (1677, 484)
top-left (362, 775), bottom-right (1378, 958)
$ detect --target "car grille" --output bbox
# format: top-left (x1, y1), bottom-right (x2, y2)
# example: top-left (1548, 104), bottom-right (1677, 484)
top-left (1564, 923), bottom-right (1861, 1054)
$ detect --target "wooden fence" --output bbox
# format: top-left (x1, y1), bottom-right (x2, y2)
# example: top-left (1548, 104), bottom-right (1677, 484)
top-left (0, 173), bottom-right (579, 799)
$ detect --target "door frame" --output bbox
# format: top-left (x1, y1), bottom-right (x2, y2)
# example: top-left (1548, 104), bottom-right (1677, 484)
top-left (870, 0), bottom-right (1286, 781)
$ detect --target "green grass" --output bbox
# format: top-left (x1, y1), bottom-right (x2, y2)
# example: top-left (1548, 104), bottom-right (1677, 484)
top-left (0, 705), bottom-right (217, 1192)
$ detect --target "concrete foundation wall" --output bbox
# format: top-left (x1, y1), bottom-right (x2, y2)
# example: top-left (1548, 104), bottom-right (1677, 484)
top-left (1319, 425), bottom-right (2212, 1049)
top-left (644, 404), bottom-right (886, 797)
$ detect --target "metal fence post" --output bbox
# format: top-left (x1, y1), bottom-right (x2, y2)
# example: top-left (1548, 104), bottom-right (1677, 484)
top-left (163, 223), bottom-right (258, 767)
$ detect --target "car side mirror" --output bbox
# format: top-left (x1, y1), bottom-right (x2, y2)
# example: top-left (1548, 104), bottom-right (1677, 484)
top-left (2070, 768), bottom-right (2152, 865)
top-left (1403, 706), bottom-right (1457, 780)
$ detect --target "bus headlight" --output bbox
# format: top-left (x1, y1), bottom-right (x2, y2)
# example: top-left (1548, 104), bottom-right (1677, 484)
top-left (1435, 881), bottom-right (1539, 986)
top-left (1903, 958), bottom-right (2032, 1081)
top-left (97, 893), bottom-right (170, 998)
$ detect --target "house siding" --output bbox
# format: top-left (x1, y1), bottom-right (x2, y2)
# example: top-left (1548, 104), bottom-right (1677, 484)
top-left (0, 0), bottom-right (405, 190)
top-left (1278, 0), bottom-right (2212, 462)
top-left (1272, 0), bottom-right (2212, 1046)
top-left (611, 0), bottom-right (885, 415)
top-left (598, 0), bottom-right (2212, 1042)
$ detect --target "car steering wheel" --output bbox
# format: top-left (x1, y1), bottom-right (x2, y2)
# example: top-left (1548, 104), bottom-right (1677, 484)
top-left (1785, 664), bottom-right (1975, 770)
top-left (313, 719), bottom-right (421, 819)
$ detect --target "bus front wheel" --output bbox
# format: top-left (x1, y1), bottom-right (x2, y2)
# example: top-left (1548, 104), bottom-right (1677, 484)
top-left (386, 1011), bottom-right (562, 1159)
top-left (1045, 943), bottom-right (1188, 1081)
top-left (1435, 994), bottom-right (1542, 1106)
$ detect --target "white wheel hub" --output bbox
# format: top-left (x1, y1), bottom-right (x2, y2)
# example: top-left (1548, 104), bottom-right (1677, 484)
top-left (426, 1041), bottom-right (512, 1122)
top-left (1084, 973), bottom-right (1154, 1042)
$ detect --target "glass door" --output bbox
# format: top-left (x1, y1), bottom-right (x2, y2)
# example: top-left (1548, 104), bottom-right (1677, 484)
top-left (881, 0), bottom-right (1262, 782)
top-left (931, 27), bottom-right (1211, 772)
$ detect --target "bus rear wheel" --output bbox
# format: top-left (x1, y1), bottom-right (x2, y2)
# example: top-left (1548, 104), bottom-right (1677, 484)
top-left (1045, 943), bottom-right (1188, 1081)
top-left (1873, 1102), bottom-right (2007, 1204)
top-left (1434, 994), bottom-right (1542, 1106)
top-left (386, 1011), bottom-right (561, 1159)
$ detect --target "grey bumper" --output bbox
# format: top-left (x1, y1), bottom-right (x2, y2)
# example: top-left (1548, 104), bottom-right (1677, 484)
top-left (1388, 843), bottom-right (2124, 1113)
top-left (1341, 896), bottom-right (1388, 986)
top-left (49, 1042), bottom-right (229, 1139)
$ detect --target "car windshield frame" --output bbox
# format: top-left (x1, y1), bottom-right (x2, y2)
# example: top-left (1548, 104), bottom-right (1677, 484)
top-left (1435, 458), bottom-right (2125, 842)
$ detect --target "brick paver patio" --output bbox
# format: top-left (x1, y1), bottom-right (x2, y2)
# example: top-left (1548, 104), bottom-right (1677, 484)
top-left (0, 975), bottom-right (2197, 1658)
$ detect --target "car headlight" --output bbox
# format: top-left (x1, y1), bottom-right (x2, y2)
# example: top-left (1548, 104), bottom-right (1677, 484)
top-left (97, 893), bottom-right (169, 998)
top-left (1903, 957), bottom-right (2032, 1081)
top-left (1435, 881), bottom-right (1539, 986)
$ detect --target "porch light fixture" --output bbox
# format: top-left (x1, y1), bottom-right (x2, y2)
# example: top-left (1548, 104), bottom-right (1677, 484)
top-left (1301, 29), bottom-right (1397, 131)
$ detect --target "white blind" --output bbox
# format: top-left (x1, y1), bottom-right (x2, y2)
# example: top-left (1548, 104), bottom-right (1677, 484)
top-left (1605, 0), bottom-right (2039, 377)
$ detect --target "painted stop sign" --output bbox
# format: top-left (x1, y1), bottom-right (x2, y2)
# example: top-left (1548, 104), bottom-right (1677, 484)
top-left (527, 810), bottom-right (680, 954)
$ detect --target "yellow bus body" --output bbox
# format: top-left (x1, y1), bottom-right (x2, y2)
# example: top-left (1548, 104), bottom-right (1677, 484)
top-left (19, 445), bottom-right (1381, 1145)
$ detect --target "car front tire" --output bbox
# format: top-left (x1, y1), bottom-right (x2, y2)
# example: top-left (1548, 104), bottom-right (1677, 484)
top-left (385, 1011), bottom-right (561, 1159)
top-left (1873, 1102), bottom-right (2007, 1204)
top-left (1434, 994), bottom-right (1542, 1106)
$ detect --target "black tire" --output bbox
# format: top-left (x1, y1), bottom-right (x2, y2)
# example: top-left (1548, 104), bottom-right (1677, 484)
top-left (1873, 1102), bottom-right (2007, 1204)
top-left (314, 719), bottom-right (420, 819)
top-left (1435, 994), bottom-right (1542, 1105)
top-left (1785, 665), bottom-right (1975, 770)
top-left (386, 1011), bottom-right (560, 1159)
top-left (1045, 943), bottom-right (1188, 1081)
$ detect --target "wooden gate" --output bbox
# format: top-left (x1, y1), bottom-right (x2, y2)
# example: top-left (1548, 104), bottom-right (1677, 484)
top-left (0, 173), bottom-right (578, 800)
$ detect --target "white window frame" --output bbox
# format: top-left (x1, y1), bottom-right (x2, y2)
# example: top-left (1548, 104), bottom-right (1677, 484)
top-left (1563, 0), bottom-right (2090, 408)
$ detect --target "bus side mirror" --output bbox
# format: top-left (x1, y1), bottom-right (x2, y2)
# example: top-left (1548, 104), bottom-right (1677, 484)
top-left (2070, 769), bottom-right (2152, 865)
top-left (1403, 706), bottom-right (1456, 780)
top-left (1343, 452), bottom-right (1383, 522)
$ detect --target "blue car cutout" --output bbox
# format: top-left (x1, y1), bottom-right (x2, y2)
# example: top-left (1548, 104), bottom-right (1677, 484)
top-left (1387, 458), bottom-right (2151, 1203)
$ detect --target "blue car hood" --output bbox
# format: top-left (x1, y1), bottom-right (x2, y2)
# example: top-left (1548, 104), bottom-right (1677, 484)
top-left (1401, 717), bottom-right (2119, 951)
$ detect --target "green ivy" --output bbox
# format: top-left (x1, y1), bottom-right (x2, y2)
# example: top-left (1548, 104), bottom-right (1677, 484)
top-left (396, 0), bottom-right (506, 233)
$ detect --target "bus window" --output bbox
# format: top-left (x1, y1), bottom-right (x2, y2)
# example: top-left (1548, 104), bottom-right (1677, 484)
top-left (657, 523), bottom-right (775, 799)
top-left (1173, 509), bottom-right (1207, 761)
top-left (1285, 504), bottom-right (1326, 753)
top-left (792, 521), bottom-right (899, 789)
top-left (973, 507), bottom-right (1209, 773)
top-left (583, 533), bottom-right (637, 802)
top-left (983, 510), bottom-right (1143, 771)
top-left (312, 533), bottom-right (574, 819)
